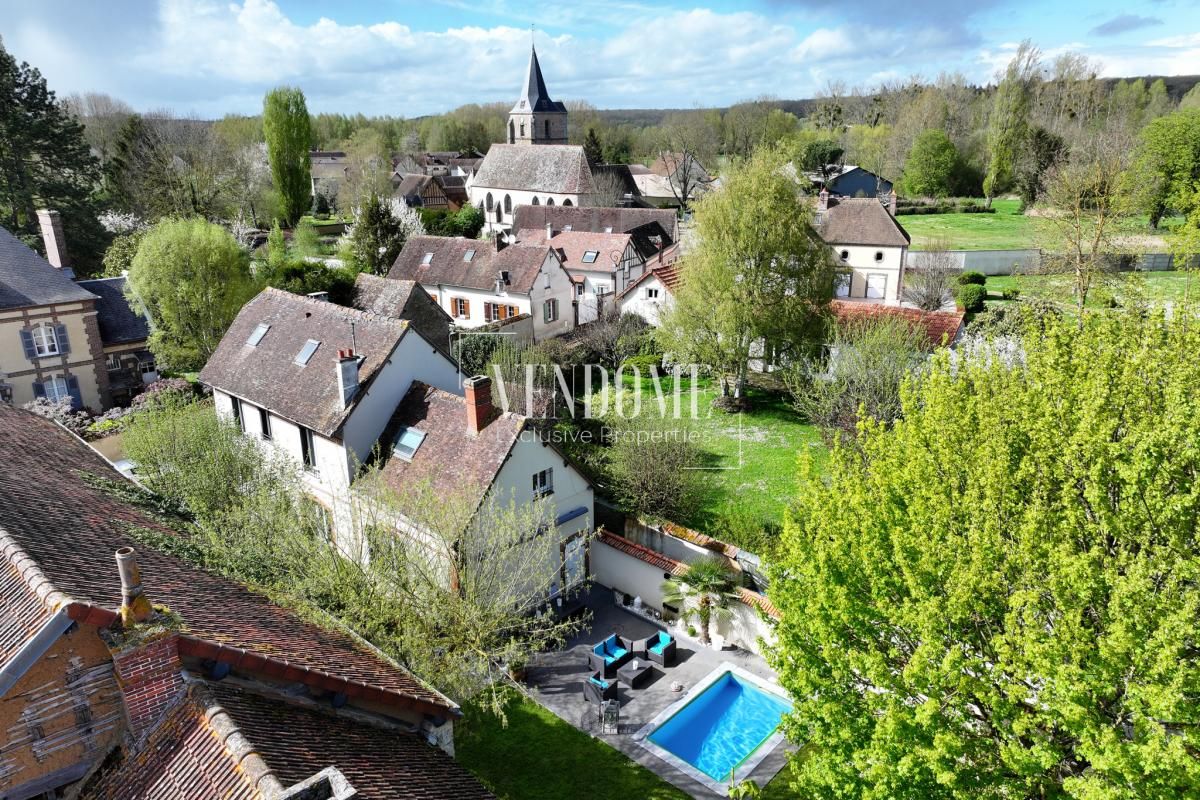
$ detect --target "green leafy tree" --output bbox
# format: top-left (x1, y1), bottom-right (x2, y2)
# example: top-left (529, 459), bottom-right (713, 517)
top-left (1126, 109), bottom-right (1200, 228)
top-left (263, 86), bottom-right (312, 225)
top-left (0, 39), bottom-right (106, 272)
top-left (128, 218), bottom-right (255, 370)
top-left (658, 147), bottom-right (834, 401)
top-left (101, 230), bottom-right (146, 277)
top-left (900, 129), bottom-right (958, 198)
top-left (343, 194), bottom-right (423, 275)
top-left (259, 259), bottom-right (356, 306)
top-left (661, 559), bottom-right (740, 646)
top-left (769, 309), bottom-right (1200, 800)
top-left (984, 41), bottom-right (1040, 204)
top-left (796, 138), bottom-right (845, 186)
top-left (266, 219), bottom-right (287, 269)
top-left (1013, 126), bottom-right (1066, 208)
top-left (292, 217), bottom-right (321, 258)
top-left (1181, 82), bottom-right (1200, 111)
top-left (583, 127), bottom-right (604, 165)
top-left (606, 414), bottom-right (704, 522)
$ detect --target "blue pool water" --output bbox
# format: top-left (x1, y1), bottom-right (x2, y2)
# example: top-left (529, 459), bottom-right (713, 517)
top-left (647, 671), bottom-right (791, 781)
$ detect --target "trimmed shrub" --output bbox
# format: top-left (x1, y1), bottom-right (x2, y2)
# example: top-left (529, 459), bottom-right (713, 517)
top-left (1001, 288), bottom-right (1021, 301)
top-left (620, 353), bottom-right (664, 374)
top-left (957, 271), bottom-right (986, 286)
top-left (956, 283), bottom-right (988, 312)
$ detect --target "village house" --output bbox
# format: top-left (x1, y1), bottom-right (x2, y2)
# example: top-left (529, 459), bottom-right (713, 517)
top-left (614, 244), bottom-right (683, 326)
top-left (388, 235), bottom-right (577, 339)
top-left (511, 204), bottom-right (679, 249)
top-left (817, 190), bottom-right (910, 304)
top-left (395, 172), bottom-right (453, 210)
top-left (353, 272), bottom-right (454, 355)
top-left (514, 225), bottom-right (645, 323)
top-left (75, 275), bottom-right (156, 406)
top-left (468, 48), bottom-right (594, 233)
top-left (806, 163), bottom-right (894, 198)
top-left (0, 404), bottom-right (493, 800)
top-left (630, 152), bottom-right (715, 208)
top-left (0, 213), bottom-right (112, 410)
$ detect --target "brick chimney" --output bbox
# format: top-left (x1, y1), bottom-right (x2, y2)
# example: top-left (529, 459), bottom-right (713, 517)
top-left (115, 546), bottom-right (153, 624)
top-left (817, 187), bottom-right (829, 214)
top-left (464, 375), bottom-right (494, 434)
top-left (336, 349), bottom-right (359, 408)
top-left (887, 188), bottom-right (898, 216)
top-left (36, 209), bottom-right (69, 270)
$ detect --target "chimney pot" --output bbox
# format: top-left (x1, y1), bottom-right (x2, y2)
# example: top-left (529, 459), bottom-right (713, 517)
top-left (545, 222), bottom-right (553, 241)
top-left (36, 209), bottom-right (70, 272)
top-left (464, 375), bottom-right (494, 434)
top-left (887, 189), bottom-right (898, 216)
top-left (817, 187), bottom-right (829, 214)
top-left (115, 547), bottom-right (153, 624)
top-left (337, 350), bottom-right (359, 408)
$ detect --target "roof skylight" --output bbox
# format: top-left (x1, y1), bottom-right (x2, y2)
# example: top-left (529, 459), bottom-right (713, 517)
top-left (464, 249), bottom-right (476, 262)
top-left (582, 251), bottom-right (599, 264)
top-left (246, 323), bottom-right (270, 347)
top-left (392, 426), bottom-right (427, 461)
top-left (294, 339), bottom-right (320, 366)
top-left (422, 252), bottom-right (434, 264)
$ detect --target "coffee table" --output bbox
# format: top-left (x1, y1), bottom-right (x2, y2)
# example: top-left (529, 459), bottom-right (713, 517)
top-left (617, 660), bottom-right (654, 689)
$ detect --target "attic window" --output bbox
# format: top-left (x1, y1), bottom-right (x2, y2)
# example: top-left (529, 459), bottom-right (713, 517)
top-left (582, 251), bottom-right (599, 264)
top-left (564, 225), bottom-right (573, 232)
top-left (464, 249), bottom-right (476, 262)
top-left (392, 426), bottom-right (427, 461)
top-left (604, 226), bottom-right (613, 233)
top-left (294, 339), bottom-right (320, 366)
top-left (246, 323), bottom-right (270, 347)
top-left (500, 270), bottom-right (511, 284)
top-left (422, 252), bottom-right (434, 265)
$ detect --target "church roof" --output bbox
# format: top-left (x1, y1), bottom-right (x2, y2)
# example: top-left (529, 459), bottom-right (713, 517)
top-left (510, 46), bottom-right (567, 115)
top-left (472, 145), bottom-right (595, 194)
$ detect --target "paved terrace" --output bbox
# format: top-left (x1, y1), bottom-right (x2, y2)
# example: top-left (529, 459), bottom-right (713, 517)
top-left (526, 590), bottom-right (793, 798)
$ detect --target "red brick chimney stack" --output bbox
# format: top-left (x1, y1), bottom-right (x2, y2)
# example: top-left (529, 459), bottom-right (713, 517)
top-left (464, 375), bottom-right (494, 434)
top-left (36, 209), bottom-right (69, 270)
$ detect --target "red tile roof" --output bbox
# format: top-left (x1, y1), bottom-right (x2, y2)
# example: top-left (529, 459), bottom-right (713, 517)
top-left (616, 261), bottom-right (681, 301)
top-left (514, 229), bottom-right (633, 274)
top-left (0, 406), bottom-right (455, 716)
top-left (597, 530), bottom-right (685, 576)
top-left (830, 300), bottom-right (965, 348)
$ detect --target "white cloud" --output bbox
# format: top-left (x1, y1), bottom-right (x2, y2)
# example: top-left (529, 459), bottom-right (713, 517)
top-left (1146, 32), bottom-right (1200, 48)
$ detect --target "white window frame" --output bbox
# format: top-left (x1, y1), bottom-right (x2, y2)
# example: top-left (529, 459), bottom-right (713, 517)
top-left (300, 426), bottom-right (319, 472)
top-left (43, 376), bottom-right (69, 402)
top-left (533, 467), bottom-right (554, 498)
top-left (31, 325), bottom-right (60, 357)
top-left (543, 299), bottom-right (558, 323)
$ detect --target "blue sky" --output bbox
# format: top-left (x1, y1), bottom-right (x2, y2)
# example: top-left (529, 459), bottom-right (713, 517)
top-left (1, 0), bottom-right (1197, 118)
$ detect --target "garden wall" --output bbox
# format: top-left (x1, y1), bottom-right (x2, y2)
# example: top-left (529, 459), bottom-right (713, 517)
top-left (909, 249), bottom-right (1190, 276)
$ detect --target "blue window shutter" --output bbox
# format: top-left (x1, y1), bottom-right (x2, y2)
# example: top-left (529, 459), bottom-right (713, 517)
top-left (20, 329), bottom-right (36, 360)
top-left (54, 323), bottom-right (70, 355)
top-left (66, 376), bottom-right (83, 409)
top-left (32, 381), bottom-right (46, 399)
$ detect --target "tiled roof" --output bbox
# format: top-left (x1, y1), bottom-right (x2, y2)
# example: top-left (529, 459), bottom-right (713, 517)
top-left (373, 383), bottom-right (525, 513)
top-left (388, 236), bottom-right (554, 294)
top-left (198, 288), bottom-right (412, 438)
top-left (76, 276), bottom-right (151, 345)
top-left (0, 555), bottom-right (51, 665)
top-left (512, 205), bottom-right (678, 242)
top-left (514, 229), bottom-right (633, 273)
top-left (818, 197), bottom-right (911, 247)
top-left (353, 274), bottom-right (453, 357)
top-left (616, 259), bottom-right (682, 301)
top-left (471, 144), bottom-right (594, 194)
top-left (0, 405), bottom-right (455, 714)
top-left (0, 225), bottom-right (96, 310)
top-left (396, 173), bottom-right (433, 198)
top-left (831, 300), bottom-right (965, 347)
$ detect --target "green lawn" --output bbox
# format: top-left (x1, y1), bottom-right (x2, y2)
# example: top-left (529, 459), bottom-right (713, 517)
top-left (985, 270), bottom-right (1199, 308)
top-left (596, 376), bottom-right (825, 543)
top-left (902, 198), bottom-right (1178, 251)
top-left (456, 689), bottom-right (798, 799)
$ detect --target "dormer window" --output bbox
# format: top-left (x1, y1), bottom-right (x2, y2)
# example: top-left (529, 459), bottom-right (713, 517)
top-left (422, 252), bottom-right (434, 265)
top-left (246, 323), bottom-right (270, 347)
top-left (604, 226), bottom-right (613, 233)
top-left (464, 249), bottom-right (476, 262)
top-left (392, 425), bottom-right (427, 461)
top-left (294, 339), bottom-right (320, 366)
top-left (582, 251), bottom-right (599, 264)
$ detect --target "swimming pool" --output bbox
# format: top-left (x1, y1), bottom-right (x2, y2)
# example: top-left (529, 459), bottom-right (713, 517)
top-left (642, 667), bottom-right (792, 788)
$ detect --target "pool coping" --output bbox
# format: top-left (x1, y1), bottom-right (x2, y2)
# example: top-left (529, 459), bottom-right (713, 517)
top-left (632, 661), bottom-right (793, 796)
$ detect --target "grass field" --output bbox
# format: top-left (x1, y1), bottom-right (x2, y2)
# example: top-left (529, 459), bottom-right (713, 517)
top-left (984, 270), bottom-right (1199, 308)
top-left (903, 198), bottom-right (1178, 251)
top-left (456, 689), bottom-right (798, 799)
top-left (594, 375), bottom-right (825, 544)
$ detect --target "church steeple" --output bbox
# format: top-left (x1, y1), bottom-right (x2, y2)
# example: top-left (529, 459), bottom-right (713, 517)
top-left (507, 45), bottom-right (568, 145)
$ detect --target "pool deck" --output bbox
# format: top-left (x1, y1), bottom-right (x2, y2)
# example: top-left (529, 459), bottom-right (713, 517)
top-left (526, 591), bottom-right (794, 798)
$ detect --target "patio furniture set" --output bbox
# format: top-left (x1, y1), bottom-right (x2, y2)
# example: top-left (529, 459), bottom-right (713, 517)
top-left (582, 630), bottom-right (678, 705)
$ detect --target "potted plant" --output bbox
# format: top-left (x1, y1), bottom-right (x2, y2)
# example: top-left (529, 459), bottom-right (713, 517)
top-left (662, 559), bottom-right (739, 649)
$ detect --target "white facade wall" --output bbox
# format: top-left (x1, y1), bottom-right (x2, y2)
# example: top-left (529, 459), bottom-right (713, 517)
top-left (467, 185), bottom-right (587, 234)
top-left (567, 243), bottom-right (644, 324)
top-left (617, 275), bottom-right (673, 326)
top-left (830, 243), bottom-right (906, 304)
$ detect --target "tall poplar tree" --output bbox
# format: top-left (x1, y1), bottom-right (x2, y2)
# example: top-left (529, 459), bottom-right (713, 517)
top-left (983, 41), bottom-right (1040, 205)
top-left (262, 86), bottom-right (312, 225)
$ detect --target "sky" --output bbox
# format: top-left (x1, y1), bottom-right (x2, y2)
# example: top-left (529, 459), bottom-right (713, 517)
top-left (1, 0), bottom-right (1198, 118)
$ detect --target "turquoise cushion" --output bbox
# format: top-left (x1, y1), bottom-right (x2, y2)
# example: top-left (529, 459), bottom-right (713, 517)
top-left (611, 647), bottom-right (628, 660)
top-left (650, 640), bottom-right (668, 654)
top-left (592, 642), bottom-right (605, 656)
top-left (589, 677), bottom-right (608, 689)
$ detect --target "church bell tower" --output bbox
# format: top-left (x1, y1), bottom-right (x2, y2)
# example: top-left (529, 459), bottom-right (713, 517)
top-left (508, 46), bottom-right (568, 146)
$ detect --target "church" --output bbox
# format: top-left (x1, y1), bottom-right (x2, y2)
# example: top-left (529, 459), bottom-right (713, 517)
top-left (468, 47), bottom-right (595, 233)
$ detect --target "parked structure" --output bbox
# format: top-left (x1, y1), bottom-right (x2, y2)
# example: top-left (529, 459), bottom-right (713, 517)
top-left (388, 236), bottom-right (577, 339)
top-left (817, 191), bottom-right (910, 304)
top-left (0, 405), bottom-right (493, 800)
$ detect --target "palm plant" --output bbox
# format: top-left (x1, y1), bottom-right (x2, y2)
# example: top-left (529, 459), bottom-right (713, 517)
top-left (661, 559), bottom-right (740, 646)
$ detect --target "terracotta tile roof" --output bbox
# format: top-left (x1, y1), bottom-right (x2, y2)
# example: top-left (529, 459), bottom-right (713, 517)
top-left (0, 555), bottom-right (51, 664)
top-left (388, 236), bottom-right (555, 294)
top-left (471, 144), bottom-right (594, 194)
top-left (597, 530), bottom-right (685, 576)
top-left (0, 225), bottom-right (97, 310)
top-left (372, 383), bottom-right (525, 513)
top-left (353, 273), bottom-right (453, 357)
top-left (198, 288), bottom-right (412, 438)
top-left (831, 300), bottom-right (965, 348)
top-left (661, 521), bottom-right (739, 559)
top-left (511, 205), bottom-right (678, 243)
top-left (818, 197), bottom-right (911, 247)
top-left (514, 229), bottom-right (633, 273)
top-left (210, 683), bottom-right (495, 799)
top-left (0, 406), bottom-right (455, 715)
top-left (616, 261), bottom-right (681, 301)
top-left (737, 587), bottom-right (781, 620)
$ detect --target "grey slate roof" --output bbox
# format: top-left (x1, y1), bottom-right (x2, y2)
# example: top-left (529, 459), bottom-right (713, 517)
top-left (818, 197), bottom-right (911, 247)
top-left (471, 145), bottom-right (594, 194)
top-left (198, 288), bottom-right (416, 438)
top-left (511, 205), bottom-right (678, 243)
top-left (0, 226), bottom-right (96, 310)
top-left (76, 276), bottom-right (151, 345)
top-left (511, 46), bottom-right (567, 115)
top-left (395, 173), bottom-right (433, 198)
top-left (388, 236), bottom-right (556, 294)
top-left (353, 273), bottom-right (453, 356)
